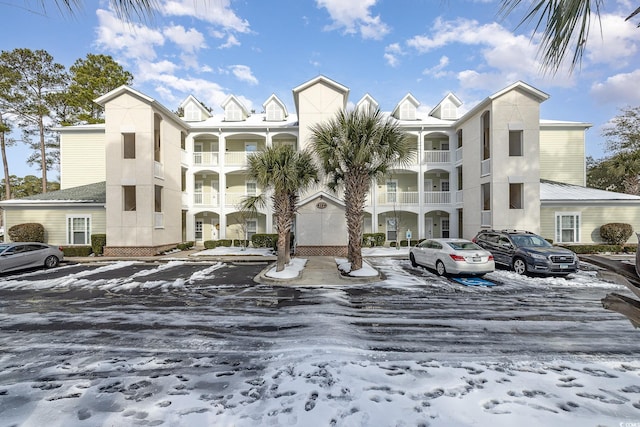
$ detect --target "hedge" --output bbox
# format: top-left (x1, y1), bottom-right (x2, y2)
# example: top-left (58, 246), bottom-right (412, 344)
top-left (363, 233), bottom-right (385, 247)
top-left (62, 246), bottom-right (93, 257)
top-left (8, 223), bottom-right (45, 242)
top-left (600, 223), bottom-right (634, 245)
top-left (176, 241), bottom-right (195, 250)
top-left (252, 233), bottom-right (278, 248)
top-left (91, 234), bottom-right (106, 255)
top-left (557, 243), bottom-right (637, 254)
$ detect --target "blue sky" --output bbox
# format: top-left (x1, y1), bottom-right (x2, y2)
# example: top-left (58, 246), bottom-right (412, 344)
top-left (2, 0), bottom-right (640, 180)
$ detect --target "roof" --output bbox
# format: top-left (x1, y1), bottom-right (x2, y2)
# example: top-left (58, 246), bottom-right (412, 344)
top-left (540, 180), bottom-right (640, 204)
top-left (292, 75), bottom-right (350, 115)
top-left (0, 181), bottom-right (106, 206)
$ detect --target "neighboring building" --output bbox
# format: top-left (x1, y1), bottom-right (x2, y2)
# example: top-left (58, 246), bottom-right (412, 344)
top-left (2, 75), bottom-right (639, 255)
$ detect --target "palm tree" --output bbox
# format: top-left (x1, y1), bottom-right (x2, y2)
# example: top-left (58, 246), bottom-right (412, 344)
top-left (310, 108), bottom-right (415, 271)
top-left (242, 145), bottom-right (319, 272)
top-left (40, 1), bottom-right (158, 20)
top-left (500, 1), bottom-right (640, 73)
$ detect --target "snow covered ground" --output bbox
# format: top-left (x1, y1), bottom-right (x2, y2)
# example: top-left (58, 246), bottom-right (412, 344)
top-left (0, 256), bottom-right (639, 426)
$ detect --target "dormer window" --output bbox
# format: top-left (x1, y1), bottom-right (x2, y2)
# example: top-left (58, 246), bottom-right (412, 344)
top-left (266, 101), bottom-right (284, 121)
top-left (441, 101), bottom-right (456, 120)
top-left (225, 102), bottom-right (242, 122)
top-left (399, 102), bottom-right (416, 120)
top-left (184, 102), bottom-right (201, 122)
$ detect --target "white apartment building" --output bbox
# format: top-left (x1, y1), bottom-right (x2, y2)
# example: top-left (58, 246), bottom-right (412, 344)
top-left (3, 75), bottom-right (640, 256)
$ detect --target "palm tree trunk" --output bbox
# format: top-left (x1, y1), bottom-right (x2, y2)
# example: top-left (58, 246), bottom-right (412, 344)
top-left (344, 171), bottom-right (369, 271)
top-left (274, 193), bottom-right (292, 272)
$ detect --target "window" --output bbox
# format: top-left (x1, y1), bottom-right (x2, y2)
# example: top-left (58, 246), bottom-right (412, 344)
top-left (481, 111), bottom-right (490, 161)
top-left (246, 181), bottom-right (257, 196)
top-left (441, 180), bottom-right (450, 192)
top-left (181, 132), bottom-right (186, 150)
top-left (509, 183), bottom-right (523, 209)
top-left (266, 102), bottom-right (283, 121)
top-left (123, 133), bottom-right (135, 159)
top-left (399, 102), bottom-right (415, 120)
top-left (184, 103), bottom-right (201, 121)
top-left (67, 215), bottom-right (91, 245)
top-left (556, 213), bottom-right (580, 243)
top-left (457, 129), bottom-right (463, 149)
top-left (387, 180), bottom-right (397, 203)
top-left (509, 130), bottom-right (523, 156)
top-left (225, 102), bottom-right (243, 121)
top-left (123, 186), bottom-right (136, 211)
top-left (481, 183), bottom-right (491, 211)
top-left (155, 185), bottom-right (162, 213)
top-left (154, 114), bottom-right (161, 162)
top-left (246, 219), bottom-right (257, 239)
top-left (441, 218), bottom-right (450, 238)
top-left (442, 101), bottom-right (456, 119)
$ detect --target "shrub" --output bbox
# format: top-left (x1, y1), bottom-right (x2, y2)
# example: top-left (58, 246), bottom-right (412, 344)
top-left (233, 239), bottom-right (250, 248)
top-left (91, 234), bottom-right (106, 255)
top-left (8, 223), bottom-right (45, 242)
top-left (252, 234), bottom-right (278, 248)
top-left (600, 223), bottom-right (634, 245)
top-left (176, 241), bottom-right (194, 250)
top-left (363, 233), bottom-right (385, 247)
top-left (216, 239), bottom-right (233, 247)
top-left (203, 240), bottom-right (217, 249)
top-left (557, 243), bottom-right (637, 254)
top-left (61, 246), bottom-right (93, 256)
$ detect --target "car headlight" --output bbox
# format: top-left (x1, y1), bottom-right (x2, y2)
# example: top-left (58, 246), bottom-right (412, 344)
top-left (531, 253), bottom-right (547, 260)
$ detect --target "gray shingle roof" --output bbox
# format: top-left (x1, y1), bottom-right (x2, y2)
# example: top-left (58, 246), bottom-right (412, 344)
top-left (17, 181), bottom-right (105, 203)
top-left (540, 179), bottom-right (640, 201)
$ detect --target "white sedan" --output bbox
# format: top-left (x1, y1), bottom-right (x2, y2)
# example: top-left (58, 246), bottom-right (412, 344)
top-left (409, 238), bottom-right (495, 276)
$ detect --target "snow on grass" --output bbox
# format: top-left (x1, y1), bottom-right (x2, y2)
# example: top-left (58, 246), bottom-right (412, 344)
top-left (336, 257), bottom-right (379, 277)
top-left (266, 257), bottom-right (307, 279)
top-left (191, 247), bottom-right (274, 256)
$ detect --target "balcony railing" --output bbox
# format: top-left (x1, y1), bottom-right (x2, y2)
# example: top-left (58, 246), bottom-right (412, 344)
top-left (154, 212), bottom-right (164, 228)
top-left (225, 192), bottom-right (259, 206)
top-left (456, 190), bottom-right (463, 203)
top-left (377, 191), bottom-right (419, 205)
top-left (423, 150), bottom-right (450, 163)
top-left (154, 161), bottom-right (164, 179)
top-left (193, 152), bottom-right (219, 166)
top-left (455, 147), bottom-right (463, 162)
top-left (481, 210), bottom-right (492, 227)
top-left (193, 192), bottom-right (219, 207)
top-left (225, 151), bottom-right (253, 166)
top-left (424, 191), bottom-right (451, 204)
top-left (481, 158), bottom-right (491, 176)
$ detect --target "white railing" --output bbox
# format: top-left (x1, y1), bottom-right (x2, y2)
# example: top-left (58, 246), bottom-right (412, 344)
top-left (481, 158), bottom-right (491, 176)
top-left (455, 147), bottom-right (463, 162)
top-left (377, 191), bottom-right (419, 204)
top-left (225, 192), bottom-right (258, 206)
top-left (193, 192), bottom-right (219, 207)
top-left (193, 152), bottom-right (219, 166)
top-left (481, 210), bottom-right (492, 227)
top-left (154, 212), bottom-right (164, 228)
top-left (456, 190), bottom-right (463, 203)
top-left (423, 191), bottom-right (451, 204)
top-left (423, 150), bottom-right (450, 163)
top-left (225, 151), bottom-right (252, 166)
top-left (154, 161), bottom-right (164, 179)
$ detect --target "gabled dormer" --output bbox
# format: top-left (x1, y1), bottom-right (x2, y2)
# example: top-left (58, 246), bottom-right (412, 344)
top-left (392, 93), bottom-right (419, 120)
top-left (179, 95), bottom-right (212, 122)
top-left (355, 93), bottom-right (379, 114)
top-left (429, 93), bottom-right (462, 120)
top-left (221, 95), bottom-right (250, 122)
top-left (262, 94), bottom-right (288, 121)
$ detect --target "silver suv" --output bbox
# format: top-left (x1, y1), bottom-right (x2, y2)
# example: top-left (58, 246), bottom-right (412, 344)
top-left (472, 230), bottom-right (579, 276)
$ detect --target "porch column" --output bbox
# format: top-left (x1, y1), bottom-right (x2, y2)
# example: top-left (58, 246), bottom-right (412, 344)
top-left (417, 130), bottom-right (425, 239)
top-left (218, 131), bottom-right (227, 239)
top-left (185, 210), bottom-right (195, 242)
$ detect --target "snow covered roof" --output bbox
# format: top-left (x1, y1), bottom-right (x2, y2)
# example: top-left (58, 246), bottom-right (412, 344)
top-left (0, 181), bottom-right (106, 206)
top-left (540, 180), bottom-right (640, 205)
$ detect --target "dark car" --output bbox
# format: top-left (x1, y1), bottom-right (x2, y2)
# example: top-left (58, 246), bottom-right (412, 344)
top-left (472, 230), bottom-right (578, 276)
top-left (0, 242), bottom-right (64, 273)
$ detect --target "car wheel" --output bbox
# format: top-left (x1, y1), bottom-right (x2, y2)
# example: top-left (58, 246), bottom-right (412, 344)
top-left (512, 258), bottom-right (527, 275)
top-left (436, 260), bottom-right (447, 276)
top-left (44, 255), bottom-right (59, 268)
top-left (410, 253), bottom-right (418, 267)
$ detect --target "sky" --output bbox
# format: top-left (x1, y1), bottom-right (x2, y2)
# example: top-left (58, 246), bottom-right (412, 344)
top-left (2, 0), bottom-right (640, 180)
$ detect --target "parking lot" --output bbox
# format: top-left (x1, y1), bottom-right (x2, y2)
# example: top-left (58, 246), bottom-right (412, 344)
top-left (1, 257), bottom-right (639, 426)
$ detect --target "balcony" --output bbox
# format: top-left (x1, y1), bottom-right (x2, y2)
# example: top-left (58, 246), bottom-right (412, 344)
top-left (193, 192), bottom-right (219, 207)
top-left (377, 192), bottom-right (419, 205)
top-left (225, 192), bottom-right (259, 207)
top-left (423, 150), bottom-right (450, 164)
top-left (423, 191), bottom-right (451, 204)
top-left (225, 151), bottom-right (252, 166)
top-left (194, 152), bottom-right (219, 166)
top-left (456, 190), bottom-right (463, 203)
top-left (182, 192), bottom-right (188, 207)
top-left (455, 147), bottom-right (463, 162)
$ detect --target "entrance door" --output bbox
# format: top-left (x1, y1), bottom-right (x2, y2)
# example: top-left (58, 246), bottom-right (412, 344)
top-left (386, 217), bottom-right (397, 241)
top-left (195, 220), bottom-right (203, 241)
top-left (425, 217), bottom-right (433, 239)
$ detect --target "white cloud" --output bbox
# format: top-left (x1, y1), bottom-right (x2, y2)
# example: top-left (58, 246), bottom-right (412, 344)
top-left (384, 43), bottom-right (403, 67)
top-left (229, 65), bottom-right (258, 85)
top-left (422, 55), bottom-right (450, 78)
top-left (95, 9), bottom-right (165, 61)
top-left (219, 34), bottom-right (240, 49)
top-left (163, 24), bottom-right (206, 53)
top-left (161, 0), bottom-right (250, 33)
top-left (316, 0), bottom-right (390, 40)
top-left (585, 13), bottom-right (640, 67)
top-left (590, 69), bottom-right (640, 104)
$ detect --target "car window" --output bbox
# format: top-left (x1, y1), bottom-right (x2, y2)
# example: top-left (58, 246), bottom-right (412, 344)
top-left (4, 245), bottom-right (25, 255)
top-left (499, 236), bottom-right (511, 246)
top-left (432, 242), bottom-right (443, 250)
top-left (25, 244), bottom-right (46, 252)
top-left (528, 235), bottom-right (552, 247)
top-left (483, 234), bottom-right (499, 244)
top-left (447, 241), bottom-right (482, 251)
